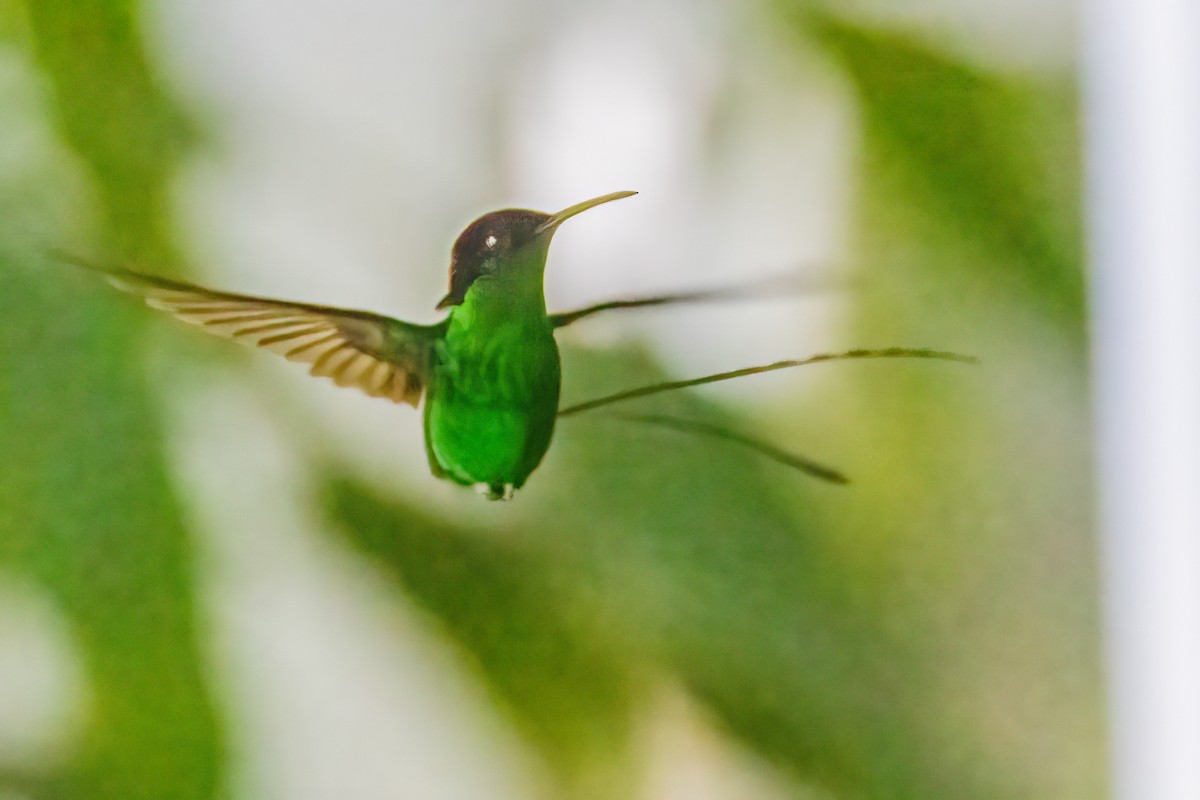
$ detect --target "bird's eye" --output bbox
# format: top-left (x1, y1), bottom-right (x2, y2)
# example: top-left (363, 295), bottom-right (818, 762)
top-left (484, 234), bottom-right (498, 249)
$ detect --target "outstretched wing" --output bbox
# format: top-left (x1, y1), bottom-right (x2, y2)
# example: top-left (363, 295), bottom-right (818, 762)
top-left (92, 264), bottom-right (441, 407)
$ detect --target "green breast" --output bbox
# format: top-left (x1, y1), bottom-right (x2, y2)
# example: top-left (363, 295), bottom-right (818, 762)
top-left (424, 317), bottom-right (561, 495)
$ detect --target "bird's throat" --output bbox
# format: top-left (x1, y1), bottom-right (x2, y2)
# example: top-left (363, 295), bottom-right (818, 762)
top-left (450, 271), bottom-right (547, 332)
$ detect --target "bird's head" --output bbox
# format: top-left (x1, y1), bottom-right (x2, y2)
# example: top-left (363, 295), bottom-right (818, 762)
top-left (437, 190), bottom-right (636, 310)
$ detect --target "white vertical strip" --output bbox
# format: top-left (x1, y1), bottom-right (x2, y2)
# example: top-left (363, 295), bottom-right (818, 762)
top-left (1085, 0), bottom-right (1200, 798)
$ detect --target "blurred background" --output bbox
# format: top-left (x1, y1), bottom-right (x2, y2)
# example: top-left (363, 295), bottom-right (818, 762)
top-left (0, 0), bottom-right (1102, 798)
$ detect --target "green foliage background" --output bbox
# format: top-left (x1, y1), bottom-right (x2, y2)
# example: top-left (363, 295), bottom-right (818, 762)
top-left (0, 1), bottom-right (1101, 798)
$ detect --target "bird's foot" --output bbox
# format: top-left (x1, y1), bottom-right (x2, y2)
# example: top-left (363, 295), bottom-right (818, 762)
top-left (473, 482), bottom-right (516, 501)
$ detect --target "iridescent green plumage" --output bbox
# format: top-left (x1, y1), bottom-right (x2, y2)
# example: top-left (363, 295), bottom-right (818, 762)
top-left (424, 227), bottom-right (561, 498)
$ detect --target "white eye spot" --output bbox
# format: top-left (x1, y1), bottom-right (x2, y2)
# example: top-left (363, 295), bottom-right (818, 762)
top-left (484, 235), bottom-right (498, 249)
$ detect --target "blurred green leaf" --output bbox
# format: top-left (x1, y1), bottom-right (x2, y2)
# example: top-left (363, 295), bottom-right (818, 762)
top-left (0, 257), bottom-right (223, 800)
top-left (21, 0), bottom-right (192, 262)
top-left (764, 9), bottom-right (1102, 800)
top-left (0, 3), bottom-right (223, 798)
top-left (548, 350), bottom-right (1021, 800)
top-left (325, 478), bottom-right (640, 797)
top-left (792, 8), bottom-right (1084, 339)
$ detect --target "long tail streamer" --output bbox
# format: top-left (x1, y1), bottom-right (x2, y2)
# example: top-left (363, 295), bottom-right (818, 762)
top-left (558, 347), bottom-right (976, 417)
top-left (611, 412), bottom-right (850, 484)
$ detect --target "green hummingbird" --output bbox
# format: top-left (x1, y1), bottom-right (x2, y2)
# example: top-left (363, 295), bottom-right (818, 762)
top-left (72, 190), bottom-right (970, 500)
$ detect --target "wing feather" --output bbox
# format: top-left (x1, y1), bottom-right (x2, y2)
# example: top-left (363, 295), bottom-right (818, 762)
top-left (91, 264), bottom-right (440, 407)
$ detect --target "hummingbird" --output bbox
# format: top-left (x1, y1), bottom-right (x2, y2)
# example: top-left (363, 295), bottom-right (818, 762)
top-left (70, 191), bottom-right (971, 500)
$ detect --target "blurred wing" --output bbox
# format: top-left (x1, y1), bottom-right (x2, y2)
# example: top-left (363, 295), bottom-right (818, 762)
top-left (99, 266), bottom-right (440, 406)
top-left (549, 273), bottom-right (832, 328)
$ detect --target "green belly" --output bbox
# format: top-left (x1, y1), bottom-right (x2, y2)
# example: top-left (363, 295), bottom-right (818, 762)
top-left (426, 400), bottom-right (553, 490)
top-left (424, 333), bottom-right (560, 497)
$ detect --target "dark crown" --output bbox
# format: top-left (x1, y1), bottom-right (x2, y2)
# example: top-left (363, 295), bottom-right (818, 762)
top-left (439, 209), bottom-right (550, 309)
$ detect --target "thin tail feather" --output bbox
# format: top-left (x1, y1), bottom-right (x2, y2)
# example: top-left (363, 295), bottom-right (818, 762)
top-left (612, 412), bottom-right (849, 484)
top-left (558, 347), bottom-right (976, 417)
